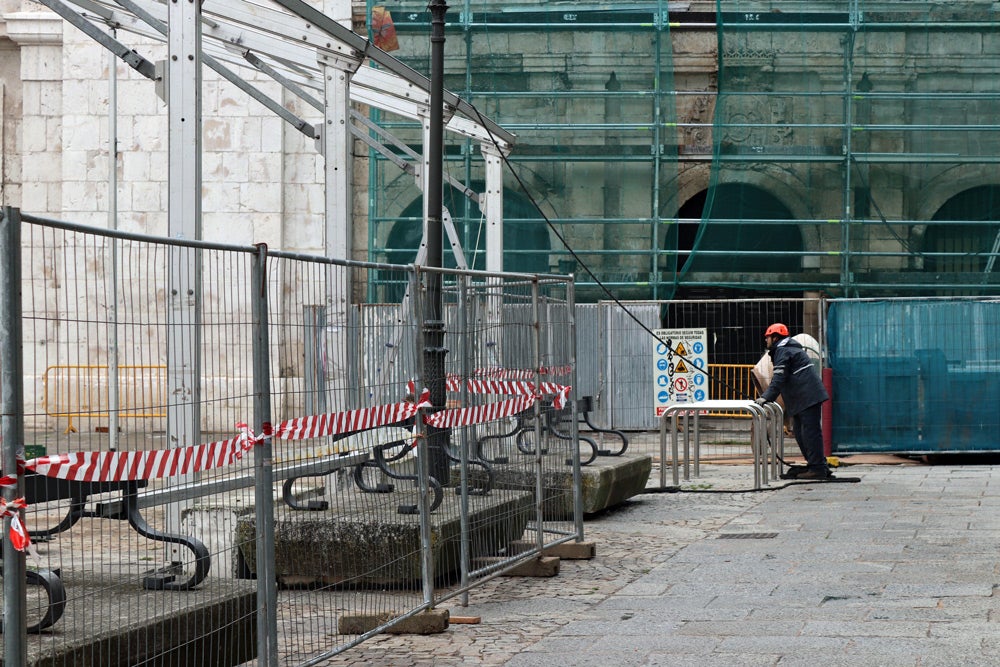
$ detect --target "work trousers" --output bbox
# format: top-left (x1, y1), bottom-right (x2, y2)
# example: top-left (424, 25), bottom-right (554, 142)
top-left (791, 402), bottom-right (827, 471)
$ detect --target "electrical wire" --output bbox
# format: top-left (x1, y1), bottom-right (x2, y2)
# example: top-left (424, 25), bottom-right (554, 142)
top-left (467, 105), bottom-right (755, 400)
top-left (640, 475), bottom-right (860, 494)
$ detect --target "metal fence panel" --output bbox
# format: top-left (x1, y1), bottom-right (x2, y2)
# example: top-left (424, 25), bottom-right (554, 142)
top-left (591, 298), bottom-right (826, 430)
top-left (2, 208), bottom-right (581, 665)
top-left (7, 211), bottom-right (259, 666)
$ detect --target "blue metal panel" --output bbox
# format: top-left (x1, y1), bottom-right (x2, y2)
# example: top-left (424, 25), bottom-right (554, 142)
top-left (829, 299), bottom-right (1000, 453)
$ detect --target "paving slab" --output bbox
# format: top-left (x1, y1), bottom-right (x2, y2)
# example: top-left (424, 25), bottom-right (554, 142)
top-left (308, 452), bottom-right (1000, 666)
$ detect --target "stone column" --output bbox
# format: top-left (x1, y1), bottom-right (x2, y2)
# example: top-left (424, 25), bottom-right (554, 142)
top-left (4, 11), bottom-right (63, 215)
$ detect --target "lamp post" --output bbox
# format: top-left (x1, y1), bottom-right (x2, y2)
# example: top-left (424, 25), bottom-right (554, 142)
top-left (424, 0), bottom-right (450, 485)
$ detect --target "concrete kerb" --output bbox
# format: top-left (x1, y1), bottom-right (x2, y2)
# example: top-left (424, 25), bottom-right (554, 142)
top-left (2, 575), bottom-right (256, 667)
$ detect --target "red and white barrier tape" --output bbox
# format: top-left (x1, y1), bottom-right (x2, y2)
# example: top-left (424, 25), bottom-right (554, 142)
top-left (456, 379), bottom-right (571, 410)
top-left (432, 373), bottom-right (572, 410)
top-left (0, 475), bottom-right (30, 552)
top-left (471, 365), bottom-right (572, 379)
top-left (25, 429), bottom-right (260, 482)
top-left (277, 389), bottom-right (429, 440)
top-left (424, 395), bottom-right (535, 429)
top-left (19, 370), bottom-right (569, 485)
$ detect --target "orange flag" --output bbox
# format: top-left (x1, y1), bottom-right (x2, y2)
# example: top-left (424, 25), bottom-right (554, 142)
top-left (372, 6), bottom-right (399, 52)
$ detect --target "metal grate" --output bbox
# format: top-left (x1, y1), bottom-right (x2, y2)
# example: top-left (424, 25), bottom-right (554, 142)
top-left (717, 533), bottom-right (778, 539)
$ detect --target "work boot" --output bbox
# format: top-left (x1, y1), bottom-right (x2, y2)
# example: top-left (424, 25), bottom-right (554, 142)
top-left (798, 468), bottom-right (832, 480)
top-left (780, 465), bottom-right (808, 480)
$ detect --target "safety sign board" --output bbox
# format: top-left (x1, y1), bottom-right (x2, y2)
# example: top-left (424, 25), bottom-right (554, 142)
top-left (653, 328), bottom-right (708, 416)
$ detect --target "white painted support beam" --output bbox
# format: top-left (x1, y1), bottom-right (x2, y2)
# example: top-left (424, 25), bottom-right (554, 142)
top-left (165, 0), bottom-right (202, 559)
top-left (481, 142), bottom-right (505, 272)
top-left (320, 59), bottom-right (353, 396)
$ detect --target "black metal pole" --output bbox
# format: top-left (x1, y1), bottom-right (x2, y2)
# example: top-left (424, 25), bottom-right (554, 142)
top-left (425, 0), bottom-right (450, 485)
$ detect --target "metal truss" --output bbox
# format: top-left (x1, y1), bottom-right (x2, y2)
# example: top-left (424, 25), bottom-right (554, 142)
top-left (36, 0), bottom-right (514, 260)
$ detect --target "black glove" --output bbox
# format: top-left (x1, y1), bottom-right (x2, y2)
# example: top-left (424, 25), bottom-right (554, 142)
top-left (754, 397), bottom-right (768, 406)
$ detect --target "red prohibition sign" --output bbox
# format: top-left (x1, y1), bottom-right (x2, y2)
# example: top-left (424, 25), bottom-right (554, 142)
top-left (673, 377), bottom-right (688, 392)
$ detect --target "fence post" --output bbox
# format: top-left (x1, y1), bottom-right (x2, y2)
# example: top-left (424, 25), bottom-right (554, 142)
top-left (0, 206), bottom-right (27, 662)
top-left (303, 305), bottom-right (327, 416)
top-left (457, 274), bottom-right (471, 606)
top-left (567, 278), bottom-right (584, 542)
top-left (530, 278), bottom-right (545, 554)
top-left (251, 244), bottom-right (279, 666)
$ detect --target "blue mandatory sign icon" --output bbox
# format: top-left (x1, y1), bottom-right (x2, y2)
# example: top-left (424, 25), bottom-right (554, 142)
top-left (693, 373), bottom-right (705, 386)
top-left (657, 375), bottom-right (669, 387)
top-left (656, 343), bottom-right (667, 355)
top-left (657, 390), bottom-right (669, 403)
top-left (693, 358), bottom-right (705, 369)
top-left (693, 341), bottom-right (704, 354)
top-left (694, 389), bottom-right (706, 401)
top-left (656, 358), bottom-right (668, 371)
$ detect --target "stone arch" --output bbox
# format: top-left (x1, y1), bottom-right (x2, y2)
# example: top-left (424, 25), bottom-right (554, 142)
top-left (662, 164), bottom-right (819, 252)
top-left (909, 167), bottom-right (1000, 250)
top-left (921, 185), bottom-right (1000, 275)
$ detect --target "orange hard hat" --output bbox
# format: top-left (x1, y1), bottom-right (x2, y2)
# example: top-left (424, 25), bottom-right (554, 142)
top-left (764, 323), bottom-right (789, 337)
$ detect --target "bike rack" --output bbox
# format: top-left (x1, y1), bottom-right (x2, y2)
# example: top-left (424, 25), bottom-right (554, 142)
top-left (658, 401), bottom-right (784, 490)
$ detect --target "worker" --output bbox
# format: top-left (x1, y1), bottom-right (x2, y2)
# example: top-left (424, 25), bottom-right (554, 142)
top-left (755, 323), bottom-right (831, 479)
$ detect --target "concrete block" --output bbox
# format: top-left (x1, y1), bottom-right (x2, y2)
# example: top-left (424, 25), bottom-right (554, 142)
top-left (338, 609), bottom-right (449, 635)
top-left (181, 482), bottom-right (326, 578)
top-left (508, 539), bottom-right (597, 560)
top-left (235, 489), bottom-right (534, 587)
top-left (470, 453), bottom-right (652, 519)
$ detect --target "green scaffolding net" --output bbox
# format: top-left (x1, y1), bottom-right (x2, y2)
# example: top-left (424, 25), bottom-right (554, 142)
top-left (829, 297), bottom-right (1000, 454)
top-left (364, 2), bottom-right (679, 302)
top-left (693, 1), bottom-right (1000, 297)
top-left (364, 2), bottom-right (1000, 303)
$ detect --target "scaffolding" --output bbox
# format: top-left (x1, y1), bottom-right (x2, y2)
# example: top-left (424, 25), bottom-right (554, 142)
top-left (366, 1), bottom-right (1000, 299)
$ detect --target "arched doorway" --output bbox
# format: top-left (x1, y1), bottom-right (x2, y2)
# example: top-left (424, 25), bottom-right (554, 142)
top-left (667, 183), bottom-right (803, 281)
top-left (924, 185), bottom-right (1000, 276)
top-left (661, 183), bottom-right (806, 363)
top-left (375, 184), bottom-right (550, 302)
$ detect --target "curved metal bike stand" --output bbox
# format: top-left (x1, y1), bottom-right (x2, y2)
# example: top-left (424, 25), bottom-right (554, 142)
top-left (577, 396), bottom-right (630, 456)
top-left (351, 440), bottom-right (444, 514)
top-left (442, 440), bottom-right (493, 495)
top-left (474, 416), bottom-right (523, 464)
top-left (123, 487), bottom-right (212, 591)
top-left (25, 568), bottom-right (67, 633)
top-left (542, 409), bottom-right (599, 466)
top-left (0, 566), bottom-right (68, 633)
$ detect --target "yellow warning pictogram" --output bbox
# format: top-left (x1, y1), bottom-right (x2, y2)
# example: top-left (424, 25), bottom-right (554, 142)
top-left (675, 342), bottom-right (687, 356)
top-left (675, 359), bottom-right (689, 373)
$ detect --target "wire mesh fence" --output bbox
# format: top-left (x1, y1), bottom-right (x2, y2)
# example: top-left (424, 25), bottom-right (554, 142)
top-left (0, 207), bottom-right (582, 666)
top-left (578, 298), bottom-right (825, 431)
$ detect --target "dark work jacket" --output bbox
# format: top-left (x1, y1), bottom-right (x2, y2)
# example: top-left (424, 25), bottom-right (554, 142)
top-left (761, 336), bottom-right (829, 416)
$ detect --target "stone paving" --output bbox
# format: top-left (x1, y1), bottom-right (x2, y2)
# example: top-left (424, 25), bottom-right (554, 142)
top-left (312, 456), bottom-right (1000, 666)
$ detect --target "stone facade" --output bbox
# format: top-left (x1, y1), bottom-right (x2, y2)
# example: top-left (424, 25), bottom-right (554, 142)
top-left (0, 0), bottom-right (370, 260)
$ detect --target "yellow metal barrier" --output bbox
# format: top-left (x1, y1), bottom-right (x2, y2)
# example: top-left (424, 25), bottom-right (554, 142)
top-left (706, 363), bottom-right (757, 417)
top-left (42, 365), bottom-right (167, 434)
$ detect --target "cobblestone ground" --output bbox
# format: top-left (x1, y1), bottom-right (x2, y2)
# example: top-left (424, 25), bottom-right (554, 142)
top-left (303, 462), bottom-right (767, 667)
